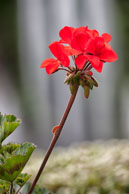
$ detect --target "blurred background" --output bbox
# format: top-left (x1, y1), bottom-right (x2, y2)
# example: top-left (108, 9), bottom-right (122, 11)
top-left (0, 0), bottom-right (129, 148)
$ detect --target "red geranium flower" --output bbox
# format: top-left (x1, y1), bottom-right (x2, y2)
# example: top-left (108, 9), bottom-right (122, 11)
top-left (41, 26), bottom-right (118, 74)
top-left (59, 26), bottom-right (91, 56)
top-left (59, 26), bottom-right (113, 72)
top-left (75, 36), bottom-right (117, 72)
top-left (41, 26), bottom-right (118, 98)
top-left (59, 26), bottom-right (99, 44)
top-left (59, 26), bottom-right (75, 45)
top-left (40, 41), bottom-right (70, 74)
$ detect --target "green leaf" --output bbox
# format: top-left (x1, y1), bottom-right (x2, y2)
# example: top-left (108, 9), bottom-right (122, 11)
top-left (0, 179), bottom-right (10, 193)
top-left (0, 143), bottom-right (20, 155)
top-left (0, 154), bottom-right (5, 164)
top-left (0, 143), bottom-right (36, 182)
top-left (16, 173), bottom-right (31, 187)
top-left (0, 113), bottom-right (21, 144)
top-left (20, 182), bottom-right (53, 194)
top-left (32, 186), bottom-right (53, 194)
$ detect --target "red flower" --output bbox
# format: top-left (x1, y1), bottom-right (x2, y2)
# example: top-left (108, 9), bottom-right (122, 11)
top-left (41, 26), bottom-right (118, 74)
top-left (86, 37), bottom-right (117, 72)
top-left (71, 32), bottom-right (91, 53)
top-left (101, 33), bottom-right (112, 43)
top-left (59, 26), bottom-right (75, 45)
top-left (59, 26), bottom-right (99, 45)
top-left (40, 41), bottom-right (70, 74)
top-left (59, 26), bottom-right (92, 58)
top-left (75, 36), bottom-right (117, 72)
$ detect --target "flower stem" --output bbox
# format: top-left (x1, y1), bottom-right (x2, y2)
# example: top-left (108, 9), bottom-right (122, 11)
top-left (28, 85), bottom-right (79, 194)
top-left (10, 182), bottom-right (13, 194)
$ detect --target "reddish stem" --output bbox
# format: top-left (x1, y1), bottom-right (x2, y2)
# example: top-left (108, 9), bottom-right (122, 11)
top-left (10, 182), bottom-right (13, 194)
top-left (28, 85), bottom-right (79, 194)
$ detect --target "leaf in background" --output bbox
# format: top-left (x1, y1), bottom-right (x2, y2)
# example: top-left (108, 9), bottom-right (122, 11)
top-left (0, 179), bottom-right (10, 193)
top-left (16, 173), bottom-right (31, 187)
top-left (0, 142), bottom-right (36, 182)
top-left (20, 182), bottom-right (53, 194)
top-left (0, 113), bottom-right (21, 144)
top-left (32, 186), bottom-right (53, 194)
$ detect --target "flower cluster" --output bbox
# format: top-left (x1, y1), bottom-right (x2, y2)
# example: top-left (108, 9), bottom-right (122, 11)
top-left (41, 26), bottom-right (118, 98)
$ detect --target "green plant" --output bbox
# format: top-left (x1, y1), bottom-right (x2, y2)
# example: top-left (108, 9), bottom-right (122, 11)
top-left (0, 113), bottom-right (52, 194)
top-left (1, 25), bottom-right (118, 194)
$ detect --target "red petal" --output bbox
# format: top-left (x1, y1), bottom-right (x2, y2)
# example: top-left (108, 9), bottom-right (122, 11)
top-left (86, 55), bottom-right (104, 72)
top-left (102, 33), bottom-right (112, 43)
top-left (40, 58), bottom-right (59, 68)
top-left (100, 47), bottom-right (118, 62)
top-left (49, 41), bottom-right (65, 59)
top-left (40, 58), bottom-right (60, 74)
top-left (58, 39), bottom-right (66, 43)
top-left (86, 55), bottom-right (101, 71)
top-left (59, 26), bottom-right (75, 44)
top-left (64, 46), bottom-right (81, 56)
top-left (87, 29), bottom-right (99, 38)
top-left (75, 55), bottom-right (87, 69)
top-left (71, 32), bottom-right (91, 52)
top-left (46, 62), bottom-right (60, 74)
top-left (74, 26), bottom-right (88, 35)
top-left (86, 39), bottom-right (96, 54)
top-left (96, 61), bottom-right (104, 73)
top-left (49, 41), bottom-right (70, 67)
top-left (94, 37), bottom-right (105, 50)
top-left (87, 37), bottom-right (104, 55)
top-left (60, 55), bottom-right (70, 67)
top-left (104, 42), bottom-right (112, 49)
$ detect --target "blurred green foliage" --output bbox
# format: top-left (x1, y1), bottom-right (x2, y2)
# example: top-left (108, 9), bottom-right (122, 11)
top-left (0, 0), bottom-right (20, 89)
top-left (117, 0), bottom-right (129, 78)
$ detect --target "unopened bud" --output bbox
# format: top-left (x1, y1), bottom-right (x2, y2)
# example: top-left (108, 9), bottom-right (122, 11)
top-left (91, 77), bottom-right (98, 87)
top-left (69, 82), bottom-right (74, 95)
top-left (84, 86), bottom-right (90, 98)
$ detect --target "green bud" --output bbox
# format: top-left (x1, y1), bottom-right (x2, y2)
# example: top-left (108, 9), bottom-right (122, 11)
top-left (69, 82), bottom-right (74, 95)
top-left (91, 77), bottom-right (98, 87)
top-left (84, 75), bottom-right (98, 87)
top-left (76, 71), bottom-right (81, 76)
top-left (84, 86), bottom-right (90, 98)
top-left (80, 80), bottom-right (84, 87)
top-left (89, 83), bottom-right (93, 90)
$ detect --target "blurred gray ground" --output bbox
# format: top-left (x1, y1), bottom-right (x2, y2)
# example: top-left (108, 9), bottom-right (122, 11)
top-left (0, 0), bottom-right (129, 148)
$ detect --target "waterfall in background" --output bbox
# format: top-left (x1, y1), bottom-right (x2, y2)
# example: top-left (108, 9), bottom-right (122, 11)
top-left (16, 0), bottom-right (117, 148)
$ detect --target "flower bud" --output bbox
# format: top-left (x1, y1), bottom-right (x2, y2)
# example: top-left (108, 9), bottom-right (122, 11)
top-left (84, 86), bottom-right (90, 98)
top-left (69, 82), bottom-right (75, 95)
